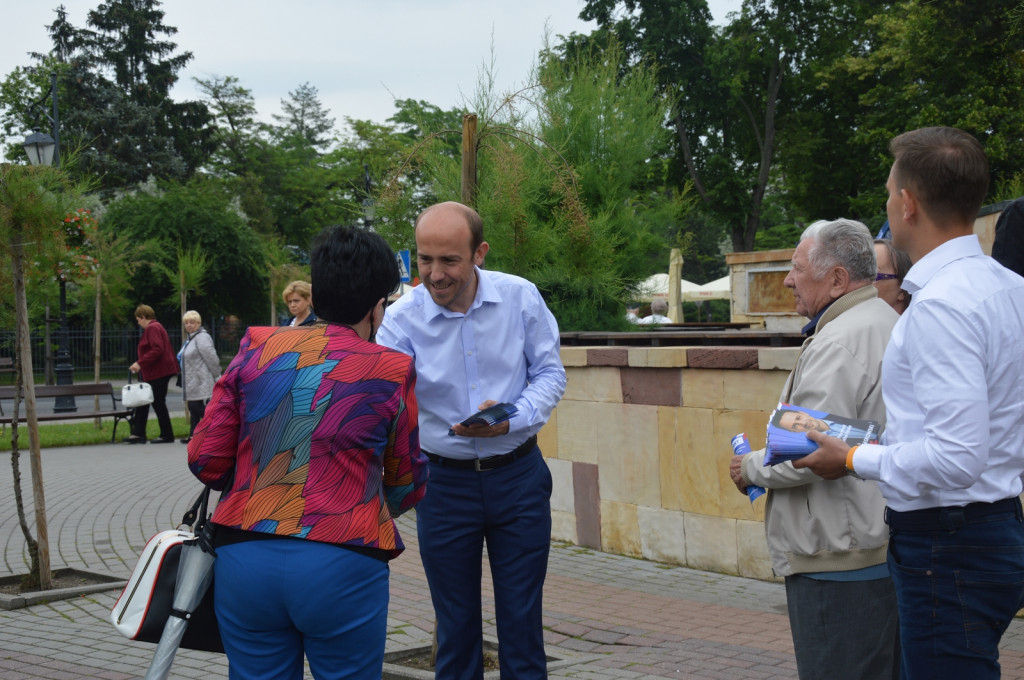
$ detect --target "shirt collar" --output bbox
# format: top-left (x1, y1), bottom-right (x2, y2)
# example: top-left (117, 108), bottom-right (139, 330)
top-left (802, 301), bottom-right (832, 336)
top-left (420, 266), bottom-right (503, 321)
top-left (902, 234), bottom-right (981, 295)
top-left (802, 284), bottom-right (879, 336)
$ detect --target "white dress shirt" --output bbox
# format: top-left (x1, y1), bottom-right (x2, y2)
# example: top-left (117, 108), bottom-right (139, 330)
top-left (855, 236), bottom-right (1024, 510)
top-left (637, 313), bottom-right (672, 325)
top-left (377, 267), bottom-right (566, 459)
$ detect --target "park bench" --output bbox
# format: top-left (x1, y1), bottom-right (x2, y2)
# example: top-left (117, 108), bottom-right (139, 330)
top-left (0, 356), bottom-right (12, 374)
top-left (0, 383), bottom-right (134, 443)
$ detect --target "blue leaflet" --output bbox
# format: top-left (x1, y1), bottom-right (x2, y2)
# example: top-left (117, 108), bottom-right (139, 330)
top-left (731, 432), bottom-right (765, 502)
top-left (448, 402), bottom-right (519, 436)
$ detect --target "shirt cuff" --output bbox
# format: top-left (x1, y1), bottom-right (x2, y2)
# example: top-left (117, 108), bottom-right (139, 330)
top-left (851, 443), bottom-right (884, 481)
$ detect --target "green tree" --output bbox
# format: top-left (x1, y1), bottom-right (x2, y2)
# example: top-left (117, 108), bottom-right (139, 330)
top-left (377, 42), bottom-right (688, 330)
top-left (193, 74), bottom-right (261, 177)
top-left (0, 3), bottom-right (214, 191)
top-left (573, 0), bottom-right (893, 251)
top-left (830, 0), bottom-right (1024, 215)
top-left (1, 161), bottom-right (89, 590)
top-left (101, 178), bottom-right (268, 320)
top-left (272, 82), bottom-right (336, 151)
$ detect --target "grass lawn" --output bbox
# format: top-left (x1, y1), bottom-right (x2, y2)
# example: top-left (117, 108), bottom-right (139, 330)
top-left (1, 416), bottom-right (191, 450)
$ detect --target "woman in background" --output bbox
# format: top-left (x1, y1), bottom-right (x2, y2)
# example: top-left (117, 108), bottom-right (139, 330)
top-left (873, 238), bottom-right (912, 314)
top-left (177, 310), bottom-right (221, 444)
top-left (188, 225), bottom-right (427, 680)
top-left (282, 280), bottom-right (317, 326)
top-left (127, 305), bottom-right (178, 444)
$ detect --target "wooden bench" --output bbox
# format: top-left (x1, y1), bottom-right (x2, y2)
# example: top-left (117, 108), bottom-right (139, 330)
top-left (0, 356), bottom-right (12, 373)
top-left (0, 383), bottom-right (134, 442)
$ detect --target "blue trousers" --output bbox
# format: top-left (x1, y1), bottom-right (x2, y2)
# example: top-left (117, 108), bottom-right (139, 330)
top-left (214, 539), bottom-right (389, 680)
top-left (417, 446), bottom-right (552, 680)
top-left (887, 501), bottom-right (1024, 680)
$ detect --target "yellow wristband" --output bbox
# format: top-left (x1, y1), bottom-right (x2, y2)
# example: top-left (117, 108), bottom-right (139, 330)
top-left (846, 446), bottom-right (859, 473)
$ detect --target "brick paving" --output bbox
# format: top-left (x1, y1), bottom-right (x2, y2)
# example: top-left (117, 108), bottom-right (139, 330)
top-left (3, 442), bottom-right (1024, 679)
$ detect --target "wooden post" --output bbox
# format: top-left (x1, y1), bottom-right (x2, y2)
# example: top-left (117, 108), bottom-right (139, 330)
top-left (10, 228), bottom-right (52, 590)
top-left (668, 248), bottom-right (684, 323)
top-left (461, 114), bottom-right (478, 206)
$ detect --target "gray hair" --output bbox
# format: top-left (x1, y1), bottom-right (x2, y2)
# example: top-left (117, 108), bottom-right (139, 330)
top-left (799, 219), bottom-right (877, 282)
top-left (651, 298), bottom-right (669, 314)
top-left (182, 310), bottom-right (202, 324)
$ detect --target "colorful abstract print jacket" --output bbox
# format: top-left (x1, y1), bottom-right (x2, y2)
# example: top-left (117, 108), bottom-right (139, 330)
top-left (188, 324), bottom-right (427, 559)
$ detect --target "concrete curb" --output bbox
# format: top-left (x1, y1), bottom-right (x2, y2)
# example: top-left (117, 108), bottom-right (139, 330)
top-left (0, 568), bottom-right (126, 610)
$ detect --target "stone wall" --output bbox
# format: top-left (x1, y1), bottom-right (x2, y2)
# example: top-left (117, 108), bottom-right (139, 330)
top-left (540, 345), bottom-right (800, 582)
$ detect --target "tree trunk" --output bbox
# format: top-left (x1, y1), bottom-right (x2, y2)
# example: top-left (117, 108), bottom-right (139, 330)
top-left (10, 228), bottom-right (52, 590)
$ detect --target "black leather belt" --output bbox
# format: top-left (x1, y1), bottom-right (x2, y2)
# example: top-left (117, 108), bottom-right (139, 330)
top-left (885, 497), bottom-right (1021, 531)
top-left (423, 435), bottom-right (538, 472)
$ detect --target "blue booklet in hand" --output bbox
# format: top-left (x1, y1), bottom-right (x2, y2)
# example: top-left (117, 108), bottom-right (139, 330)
top-left (764, 402), bottom-right (880, 465)
top-left (448, 402), bottom-right (519, 436)
top-left (731, 432), bottom-right (765, 502)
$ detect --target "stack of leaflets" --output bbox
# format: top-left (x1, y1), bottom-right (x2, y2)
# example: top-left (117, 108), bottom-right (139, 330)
top-left (764, 402), bottom-right (880, 465)
top-left (730, 433), bottom-right (765, 502)
top-left (448, 402), bottom-right (519, 436)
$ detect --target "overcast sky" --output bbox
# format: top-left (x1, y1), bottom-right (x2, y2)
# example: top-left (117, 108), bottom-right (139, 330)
top-left (1, 0), bottom-right (742, 159)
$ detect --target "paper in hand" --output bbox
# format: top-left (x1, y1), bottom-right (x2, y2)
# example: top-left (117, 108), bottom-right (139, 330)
top-left (448, 402), bottom-right (519, 436)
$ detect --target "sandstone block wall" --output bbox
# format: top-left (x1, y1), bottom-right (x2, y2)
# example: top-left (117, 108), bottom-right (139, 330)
top-left (542, 345), bottom-right (801, 581)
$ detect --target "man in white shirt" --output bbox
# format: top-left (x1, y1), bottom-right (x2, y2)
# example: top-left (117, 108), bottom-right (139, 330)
top-left (796, 126), bottom-right (1024, 680)
top-left (637, 298), bottom-right (671, 324)
top-left (377, 201), bottom-right (566, 680)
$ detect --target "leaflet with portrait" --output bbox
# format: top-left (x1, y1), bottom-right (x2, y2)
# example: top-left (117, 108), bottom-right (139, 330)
top-left (764, 402), bottom-right (880, 465)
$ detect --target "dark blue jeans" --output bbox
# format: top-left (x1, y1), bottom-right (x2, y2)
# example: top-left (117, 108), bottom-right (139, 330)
top-left (887, 501), bottom-right (1024, 680)
top-left (417, 446), bottom-right (552, 680)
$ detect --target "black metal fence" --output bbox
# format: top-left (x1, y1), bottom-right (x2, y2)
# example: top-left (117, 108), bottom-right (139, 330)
top-left (0, 318), bottom-right (264, 383)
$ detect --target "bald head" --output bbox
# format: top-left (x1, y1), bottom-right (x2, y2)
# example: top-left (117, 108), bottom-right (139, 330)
top-left (416, 202), bottom-right (484, 252)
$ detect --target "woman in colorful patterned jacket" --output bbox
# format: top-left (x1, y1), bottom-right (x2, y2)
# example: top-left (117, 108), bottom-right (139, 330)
top-left (187, 224), bottom-right (427, 680)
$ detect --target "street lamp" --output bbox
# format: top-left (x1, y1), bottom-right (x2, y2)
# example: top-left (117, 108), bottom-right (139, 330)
top-left (362, 164), bottom-right (375, 227)
top-left (23, 71), bottom-right (76, 412)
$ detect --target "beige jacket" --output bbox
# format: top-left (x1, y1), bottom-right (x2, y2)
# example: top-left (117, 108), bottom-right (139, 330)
top-left (741, 285), bottom-right (898, 576)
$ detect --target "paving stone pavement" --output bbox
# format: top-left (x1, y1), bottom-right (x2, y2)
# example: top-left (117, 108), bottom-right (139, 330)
top-left (4, 442), bottom-right (1024, 679)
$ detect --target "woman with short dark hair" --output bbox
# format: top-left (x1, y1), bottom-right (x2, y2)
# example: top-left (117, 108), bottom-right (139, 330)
top-left (188, 225), bottom-right (428, 679)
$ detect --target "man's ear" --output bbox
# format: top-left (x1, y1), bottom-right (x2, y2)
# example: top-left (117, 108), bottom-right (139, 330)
top-left (473, 241), bottom-right (489, 267)
top-left (901, 187), bottom-right (918, 224)
top-left (831, 266), bottom-right (851, 297)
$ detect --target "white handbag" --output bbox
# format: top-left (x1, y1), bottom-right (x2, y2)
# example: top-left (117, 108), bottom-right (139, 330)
top-left (122, 376), bottom-right (154, 408)
top-left (110, 528), bottom-right (191, 640)
top-left (109, 487), bottom-right (222, 653)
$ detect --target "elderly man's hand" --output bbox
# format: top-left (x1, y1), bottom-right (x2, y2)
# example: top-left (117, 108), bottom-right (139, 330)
top-left (729, 455), bottom-right (749, 494)
top-left (792, 430), bottom-right (850, 480)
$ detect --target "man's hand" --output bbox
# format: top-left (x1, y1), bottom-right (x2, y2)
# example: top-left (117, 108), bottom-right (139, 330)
top-left (792, 430), bottom-right (849, 480)
top-left (449, 400), bottom-right (511, 438)
top-left (729, 455), bottom-right (748, 494)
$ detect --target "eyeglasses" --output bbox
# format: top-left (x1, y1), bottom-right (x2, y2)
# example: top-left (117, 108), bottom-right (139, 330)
top-left (875, 273), bottom-right (899, 281)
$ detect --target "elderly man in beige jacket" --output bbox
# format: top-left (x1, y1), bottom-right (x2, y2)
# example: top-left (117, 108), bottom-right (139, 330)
top-left (729, 218), bottom-right (900, 680)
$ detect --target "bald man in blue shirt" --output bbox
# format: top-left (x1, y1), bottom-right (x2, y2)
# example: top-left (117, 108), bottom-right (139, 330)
top-left (378, 201), bottom-right (566, 680)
